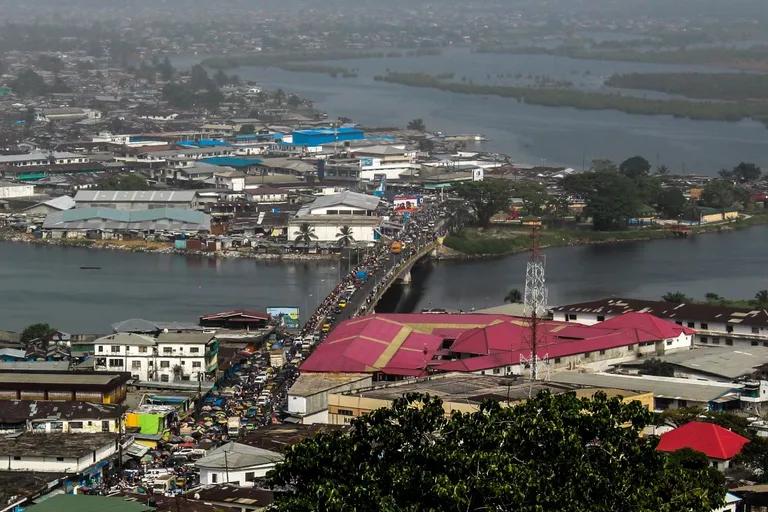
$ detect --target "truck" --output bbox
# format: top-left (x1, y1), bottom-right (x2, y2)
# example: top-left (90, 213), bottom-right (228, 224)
top-left (227, 416), bottom-right (241, 437)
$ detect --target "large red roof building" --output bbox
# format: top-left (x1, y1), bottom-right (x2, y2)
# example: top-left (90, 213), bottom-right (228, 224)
top-left (300, 312), bottom-right (694, 378)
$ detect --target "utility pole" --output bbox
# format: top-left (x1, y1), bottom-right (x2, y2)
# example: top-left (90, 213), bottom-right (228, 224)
top-left (523, 224), bottom-right (547, 384)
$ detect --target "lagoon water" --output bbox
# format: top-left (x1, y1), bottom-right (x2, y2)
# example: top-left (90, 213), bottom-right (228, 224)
top-left (175, 47), bottom-right (768, 174)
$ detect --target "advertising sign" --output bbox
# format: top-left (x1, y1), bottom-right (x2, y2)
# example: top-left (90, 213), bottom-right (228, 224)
top-left (267, 307), bottom-right (301, 330)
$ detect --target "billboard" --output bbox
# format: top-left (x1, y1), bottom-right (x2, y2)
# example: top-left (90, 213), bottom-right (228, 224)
top-left (267, 307), bottom-right (301, 330)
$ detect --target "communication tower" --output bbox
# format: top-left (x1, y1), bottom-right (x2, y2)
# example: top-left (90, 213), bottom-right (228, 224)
top-left (523, 224), bottom-right (548, 381)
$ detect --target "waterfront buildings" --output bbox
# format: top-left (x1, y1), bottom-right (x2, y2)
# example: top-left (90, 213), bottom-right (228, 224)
top-left (92, 331), bottom-right (218, 383)
top-left (288, 190), bottom-right (381, 242)
top-left (552, 298), bottom-right (768, 348)
top-left (42, 208), bottom-right (211, 239)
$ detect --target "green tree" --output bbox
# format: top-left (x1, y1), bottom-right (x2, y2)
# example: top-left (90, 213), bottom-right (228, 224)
top-left (701, 180), bottom-right (738, 210)
top-left (158, 56), bottom-right (175, 81)
top-left (454, 180), bottom-right (512, 228)
top-left (639, 358), bottom-right (675, 377)
top-left (755, 290), bottom-right (768, 308)
top-left (294, 223), bottom-right (318, 247)
top-left (239, 124), bottom-right (256, 135)
top-left (619, 155), bottom-right (652, 179)
top-left (656, 164), bottom-right (670, 175)
top-left (190, 64), bottom-right (213, 90)
top-left (10, 69), bottom-right (48, 97)
top-left (732, 162), bottom-right (761, 183)
top-left (406, 118), bottom-right (426, 132)
top-left (287, 94), bottom-right (302, 108)
top-left (656, 188), bottom-right (686, 219)
top-left (736, 437), bottom-right (768, 483)
top-left (511, 181), bottom-right (549, 216)
top-left (705, 292), bottom-right (725, 304)
top-left (267, 392), bottom-right (725, 512)
top-left (662, 291), bottom-right (692, 303)
top-left (659, 407), bottom-right (704, 427)
top-left (504, 288), bottom-right (522, 303)
top-left (562, 171), bottom-right (641, 230)
top-left (20, 323), bottom-right (56, 344)
top-left (336, 225), bottom-right (355, 247)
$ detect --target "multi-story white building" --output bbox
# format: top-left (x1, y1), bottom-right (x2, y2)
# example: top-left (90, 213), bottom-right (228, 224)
top-left (93, 331), bottom-right (217, 383)
top-left (551, 298), bottom-right (768, 349)
top-left (0, 400), bottom-right (124, 434)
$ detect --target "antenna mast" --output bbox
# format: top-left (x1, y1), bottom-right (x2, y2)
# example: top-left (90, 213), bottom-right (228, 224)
top-left (523, 224), bottom-right (548, 381)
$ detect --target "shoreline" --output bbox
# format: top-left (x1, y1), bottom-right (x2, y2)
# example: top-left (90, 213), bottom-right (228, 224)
top-left (438, 214), bottom-right (768, 261)
top-left (0, 233), bottom-right (340, 261)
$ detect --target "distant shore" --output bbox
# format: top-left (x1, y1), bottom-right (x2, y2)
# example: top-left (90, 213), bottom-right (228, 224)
top-left (439, 214), bottom-right (768, 260)
top-left (0, 232), bottom-right (339, 261)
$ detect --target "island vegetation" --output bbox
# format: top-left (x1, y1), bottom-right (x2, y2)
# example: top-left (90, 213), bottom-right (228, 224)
top-left (606, 72), bottom-right (768, 101)
top-left (266, 391), bottom-right (725, 511)
top-left (374, 72), bottom-right (768, 126)
top-left (201, 48), bottom-right (441, 70)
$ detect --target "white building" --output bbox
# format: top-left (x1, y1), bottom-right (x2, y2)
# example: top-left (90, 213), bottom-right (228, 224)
top-left (214, 170), bottom-right (246, 192)
top-left (196, 442), bottom-right (283, 485)
top-left (0, 181), bottom-right (35, 199)
top-left (36, 107), bottom-right (101, 123)
top-left (0, 400), bottom-right (124, 434)
top-left (287, 373), bottom-right (372, 424)
top-left (0, 432), bottom-right (119, 473)
top-left (0, 151), bottom-right (89, 167)
top-left (93, 331), bottom-right (217, 383)
top-left (245, 187), bottom-right (288, 204)
top-left (288, 190), bottom-right (381, 243)
top-left (350, 145), bottom-right (418, 181)
top-left (552, 298), bottom-right (768, 349)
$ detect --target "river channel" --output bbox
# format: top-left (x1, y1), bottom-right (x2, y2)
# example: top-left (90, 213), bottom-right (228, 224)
top-left (3, 226), bottom-right (768, 332)
top-left (175, 47), bottom-right (768, 174)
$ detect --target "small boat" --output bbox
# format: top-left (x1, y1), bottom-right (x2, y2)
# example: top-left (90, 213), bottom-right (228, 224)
top-left (80, 266), bottom-right (102, 270)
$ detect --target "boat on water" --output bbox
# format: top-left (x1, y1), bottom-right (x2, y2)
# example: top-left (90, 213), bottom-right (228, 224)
top-left (79, 266), bottom-right (102, 270)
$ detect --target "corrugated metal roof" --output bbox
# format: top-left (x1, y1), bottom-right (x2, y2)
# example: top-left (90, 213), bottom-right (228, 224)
top-left (74, 190), bottom-right (197, 203)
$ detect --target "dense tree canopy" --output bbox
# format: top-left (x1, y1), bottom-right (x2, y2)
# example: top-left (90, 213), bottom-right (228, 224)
top-left (20, 323), bottom-right (56, 344)
top-left (406, 118), bottom-right (426, 131)
top-left (619, 155), bottom-right (652, 179)
top-left (720, 162), bottom-right (761, 183)
top-left (454, 180), bottom-right (512, 228)
top-left (700, 179), bottom-right (741, 210)
top-left (99, 174), bottom-right (149, 190)
top-left (562, 170), bottom-right (641, 230)
top-left (511, 180), bottom-right (549, 216)
top-left (662, 291), bottom-right (692, 303)
top-left (10, 69), bottom-right (48, 97)
top-left (267, 392), bottom-right (725, 512)
top-left (656, 188), bottom-right (687, 219)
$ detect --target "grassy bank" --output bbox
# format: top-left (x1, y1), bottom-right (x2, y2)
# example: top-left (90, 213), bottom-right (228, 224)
top-left (374, 72), bottom-right (768, 126)
top-left (201, 48), bottom-right (441, 69)
top-left (605, 72), bottom-right (768, 101)
top-left (444, 213), bottom-right (768, 257)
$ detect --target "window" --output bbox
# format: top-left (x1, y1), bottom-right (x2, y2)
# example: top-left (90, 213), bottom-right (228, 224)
top-left (111, 346), bottom-right (120, 353)
top-left (13, 456), bottom-right (20, 461)
top-left (493, 368), bottom-right (500, 374)
top-left (687, 322), bottom-right (695, 328)
top-left (108, 358), bottom-right (123, 367)
top-left (675, 321), bottom-right (683, 325)
top-left (163, 347), bottom-right (172, 354)
top-left (583, 352), bottom-right (591, 358)
top-left (751, 341), bottom-right (759, 346)
top-left (192, 361), bottom-right (201, 368)
top-left (712, 337), bottom-right (720, 345)
top-left (97, 346), bottom-right (103, 353)
top-left (132, 360), bottom-right (141, 369)
top-left (338, 409), bottom-right (354, 416)
top-left (190, 347), bottom-right (200, 353)
top-left (666, 340), bottom-right (673, 346)
top-left (726, 325), bottom-right (734, 333)
top-left (700, 336), bottom-right (708, 343)
top-left (596, 315), bottom-right (605, 322)
top-left (160, 361), bottom-right (170, 368)
top-left (726, 338), bottom-right (733, 346)
top-left (701, 323), bottom-right (708, 330)
top-left (102, 421), bottom-right (109, 432)
top-left (139, 346), bottom-right (148, 353)
top-left (69, 422), bottom-right (83, 429)
top-left (161, 374), bottom-right (169, 382)
top-left (627, 345), bottom-right (634, 351)
top-left (568, 314), bottom-right (577, 321)
top-left (599, 350), bottom-right (606, 355)
top-left (96, 357), bottom-right (107, 366)
top-left (554, 358), bottom-right (561, 364)
top-left (753, 327), bottom-right (760, 334)
top-left (211, 473), bottom-right (218, 484)
top-left (245, 472), bottom-right (255, 482)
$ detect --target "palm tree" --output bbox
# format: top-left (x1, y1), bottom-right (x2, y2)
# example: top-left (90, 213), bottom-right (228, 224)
top-left (504, 288), bottom-right (523, 303)
top-left (336, 225), bottom-right (355, 247)
top-left (294, 223), bottom-right (318, 247)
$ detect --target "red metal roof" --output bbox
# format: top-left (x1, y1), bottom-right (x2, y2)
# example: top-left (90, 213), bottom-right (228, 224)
top-left (301, 312), bottom-right (692, 376)
top-left (656, 421), bottom-right (749, 460)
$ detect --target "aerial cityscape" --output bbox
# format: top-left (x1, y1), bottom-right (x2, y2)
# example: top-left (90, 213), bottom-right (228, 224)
top-left (0, 0), bottom-right (767, 510)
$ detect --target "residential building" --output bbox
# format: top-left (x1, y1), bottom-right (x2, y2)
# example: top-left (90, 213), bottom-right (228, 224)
top-left (289, 190), bottom-right (381, 242)
top-left (0, 400), bottom-right (125, 434)
top-left (244, 187), bottom-right (289, 204)
top-left (196, 442), bottom-right (283, 485)
top-left (656, 421), bottom-right (749, 471)
top-left (214, 169), bottom-right (246, 191)
top-left (287, 373), bottom-right (372, 424)
top-left (552, 297), bottom-right (768, 348)
top-left (349, 145), bottom-right (418, 181)
top-left (0, 370), bottom-right (130, 404)
top-left (326, 373), bottom-right (653, 425)
top-left (93, 331), bottom-right (217, 383)
top-left (0, 181), bottom-right (35, 199)
top-left (43, 208), bottom-right (211, 239)
top-left (73, 190), bottom-right (199, 210)
top-left (0, 151), bottom-right (89, 168)
top-left (0, 432), bottom-right (119, 473)
top-left (36, 107), bottom-right (101, 123)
